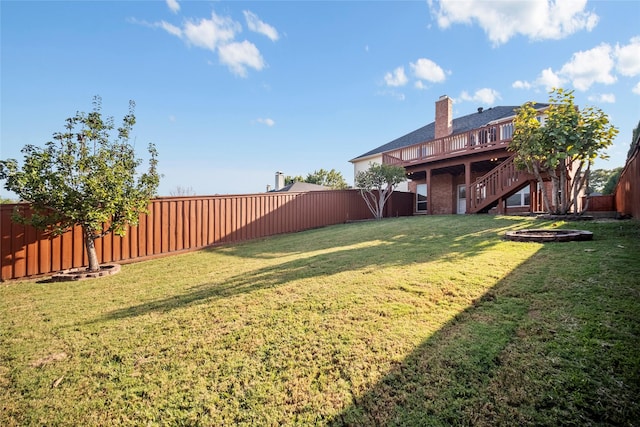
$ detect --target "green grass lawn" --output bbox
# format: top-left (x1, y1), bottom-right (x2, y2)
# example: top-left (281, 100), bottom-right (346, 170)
top-left (2, 215), bottom-right (639, 426)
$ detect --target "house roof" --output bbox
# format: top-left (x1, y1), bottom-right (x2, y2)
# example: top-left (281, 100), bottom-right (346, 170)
top-left (351, 103), bottom-right (549, 162)
top-left (273, 182), bottom-right (330, 192)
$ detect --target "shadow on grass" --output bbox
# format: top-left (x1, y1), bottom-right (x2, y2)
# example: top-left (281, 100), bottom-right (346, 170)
top-left (91, 217), bottom-right (542, 323)
top-left (329, 228), bottom-right (640, 426)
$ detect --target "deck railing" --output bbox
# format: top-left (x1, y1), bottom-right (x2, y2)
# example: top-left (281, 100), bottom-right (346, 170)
top-left (468, 154), bottom-right (533, 213)
top-left (383, 119), bottom-right (515, 166)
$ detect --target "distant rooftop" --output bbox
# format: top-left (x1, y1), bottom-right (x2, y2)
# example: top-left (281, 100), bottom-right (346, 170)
top-left (271, 182), bottom-right (330, 192)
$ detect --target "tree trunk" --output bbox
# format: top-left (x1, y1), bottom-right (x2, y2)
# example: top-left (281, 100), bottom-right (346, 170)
top-left (359, 186), bottom-right (396, 220)
top-left (83, 228), bottom-right (100, 272)
top-left (360, 189), bottom-right (380, 219)
top-left (377, 190), bottom-right (385, 219)
top-left (577, 164), bottom-right (589, 214)
top-left (569, 162), bottom-right (587, 214)
top-left (378, 187), bottom-right (393, 220)
top-left (559, 167), bottom-right (568, 214)
top-left (532, 163), bottom-right (551, 213)
top-left (550, 174), bottom-right (560, 214)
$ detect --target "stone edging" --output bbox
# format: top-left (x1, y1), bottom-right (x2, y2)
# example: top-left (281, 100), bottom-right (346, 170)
top-left (504, 229), bottom-right (593, 243)
top-left (51, 263), bottom-right (121, 282)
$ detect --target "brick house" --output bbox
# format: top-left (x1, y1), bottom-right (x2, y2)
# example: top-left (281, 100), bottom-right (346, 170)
top-left (350, 95), bottom-right (574, 215)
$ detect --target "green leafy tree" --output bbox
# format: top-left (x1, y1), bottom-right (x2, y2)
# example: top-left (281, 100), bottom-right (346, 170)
top-left (510, 88), bottom-right (618, 214)
top-left (355, 163), bottom-right (406, 219)
top-left (588, 168), bottom-right (621, 194)
top-left (304, 168), bottom-right (349, 189)
top-left (628, 119), bottom-right (640, 161)
top-left (285, 169), bottom-right (349, 189)
top-left (602, 168), bottom-right (622, 195)
top-left (0, 196), bottom-right (16, 204)
top-left (0, 96), bottom-right (160, 272)
top-left (284, 175), bottom-right (305, 185)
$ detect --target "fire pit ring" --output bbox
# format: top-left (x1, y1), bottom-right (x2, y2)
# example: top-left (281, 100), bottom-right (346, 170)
top-left (504, 229), bottom-right (593, 243)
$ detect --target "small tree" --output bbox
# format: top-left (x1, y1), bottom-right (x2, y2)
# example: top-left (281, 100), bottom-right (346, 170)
top-left (285, 168), bottom-right (349, 189)
top-left (628, 119), bottom-right (640, 161)
top-left (170, 185), bottom-right (196, 196)
top-left (0, 96), bottom-right (160, 272)
top-left (510, 88), bottom-right (618, 214)
top-left (284, 175), bottom-right (305, 185)
top-left (602, 168), bottom-right (622, 195)
top-left (588, 168), bottom-right (620, 194)
top-left (305, 168), bottom-right (349, 189)
top-left (355, 163), bottom-right (406, 219)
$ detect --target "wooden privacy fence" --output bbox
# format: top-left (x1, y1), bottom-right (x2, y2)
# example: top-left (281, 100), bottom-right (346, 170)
top-left (1, 190), bottom-right (414, 280)
top-left (583, 195), bottom-right (615, 212)
top-left (615, 135), bottom-right (640, 219)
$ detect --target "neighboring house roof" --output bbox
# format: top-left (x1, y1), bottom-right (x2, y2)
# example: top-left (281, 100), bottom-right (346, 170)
top-left (351, 103), bottom-right (549, 162)
top-left (273, 182), bottom-right (330, 192)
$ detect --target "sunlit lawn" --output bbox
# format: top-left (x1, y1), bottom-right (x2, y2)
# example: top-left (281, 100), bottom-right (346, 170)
top-left (1, 215), bottom-right (639, 426)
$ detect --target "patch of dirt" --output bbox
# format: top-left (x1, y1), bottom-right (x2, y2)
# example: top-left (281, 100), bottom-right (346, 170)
top-left (31, 352), bottom-right (68, 368)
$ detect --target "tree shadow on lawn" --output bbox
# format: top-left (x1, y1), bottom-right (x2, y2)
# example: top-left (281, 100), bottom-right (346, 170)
top-left (329, 243), bottom-right (640, 426)
top-left (91, 216), bottom-right (544, 323)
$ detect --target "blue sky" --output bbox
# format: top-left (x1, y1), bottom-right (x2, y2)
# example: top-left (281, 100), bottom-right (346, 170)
top-left (2, 0), bottom-right (639, 196)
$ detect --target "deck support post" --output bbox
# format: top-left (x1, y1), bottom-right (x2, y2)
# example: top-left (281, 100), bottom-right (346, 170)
top-left (464, 160), bottom-right (472, 214)
top-left (426, 167), bottom-right (432, 215)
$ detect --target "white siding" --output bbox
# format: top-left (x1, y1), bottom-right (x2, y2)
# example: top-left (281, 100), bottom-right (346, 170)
top-left (351, 155), bottom-right (409, 192)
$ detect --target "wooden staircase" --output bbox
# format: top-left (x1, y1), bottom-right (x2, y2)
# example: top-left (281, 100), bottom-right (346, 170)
top-left (468, 154), bottom-right (534, 213)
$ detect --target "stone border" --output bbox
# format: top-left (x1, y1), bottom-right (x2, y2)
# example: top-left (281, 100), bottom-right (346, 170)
top-left (51, 263), bottom-right (121, 282)
top-left (504, 229), bottom-right (593, 243)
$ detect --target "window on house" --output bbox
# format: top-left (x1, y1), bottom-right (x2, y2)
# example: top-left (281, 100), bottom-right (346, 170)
top-left (507, 187), bottom-right (531, 207)
top-left (416, 184), bottom-right (427, 212)
top-left (536, 115), bottom-right (547, 126)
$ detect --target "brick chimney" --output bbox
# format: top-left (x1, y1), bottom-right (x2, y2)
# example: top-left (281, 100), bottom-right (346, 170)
top-left (435, 95), bottom-right (453, 139)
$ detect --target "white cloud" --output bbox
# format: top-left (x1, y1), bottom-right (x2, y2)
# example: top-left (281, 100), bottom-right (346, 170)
top-left (384, 67), bottom-right (408, 87)
top-left (615, 36), bottom-right (640, 77)
top-left (587, 93), bottom-right (616, 103)
top-left (430, 0), bottom-right (598, 46)
top-left (166, 0), bottom-right (180, 14)
top-left (633, 82), bottom-right (640, 95)
top-left (243, 11), bottom-right (279, 41)
top-left (558, 43), bottom-right (616, 91)
top-left (378, 90), bottom-right (405, 101)
top-left (512, 80), bottom-right (532, 90)
top-left (257, 118), bottom-right (275, 126)
top-left (183, 13), bottom-right (240, 51)
top-left (159, 21), bottom-right (182, 37)
top-left (459, 88), bottom-right (501, 105)
top-left (526, 41), bottom-right (633, 92)
top-left (218, 40), bottom-right (265, 77)
top-left (410, 58), bottom-right (446, 83)
top-left (415, 81), bottom-right (427, 90)
top-left (535, 67), bottom-right (566, 91)
top-left (149, 10), bottom-right (271, 77)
